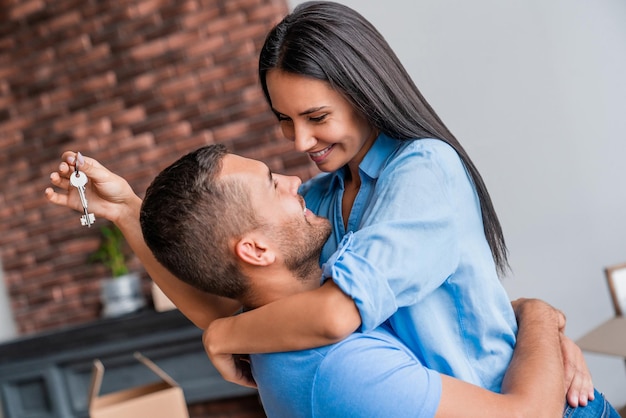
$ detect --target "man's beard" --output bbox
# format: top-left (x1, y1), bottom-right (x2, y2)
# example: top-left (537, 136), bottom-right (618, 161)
top-left (274, 217), bottom-right (332, 281)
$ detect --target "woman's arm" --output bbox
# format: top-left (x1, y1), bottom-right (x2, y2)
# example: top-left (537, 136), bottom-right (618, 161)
top-left (204, 280), bottom-right (360, 385)
top-left (206, 280), bottom-right (359, 351)
top-left (435, 298), bottom-right (565, 418)
top-left (46, 151), bottom-right (240, 328)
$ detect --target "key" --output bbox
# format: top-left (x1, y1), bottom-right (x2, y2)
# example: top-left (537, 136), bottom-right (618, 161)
top-left (69, 169), bottom-right (96, 227)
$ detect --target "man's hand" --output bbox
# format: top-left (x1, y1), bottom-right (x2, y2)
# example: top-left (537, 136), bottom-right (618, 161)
top-left (511, 298), bottom-right (594, 407)
top-left (45, 151), bottom-right (139, 223)
top-left (561, 333), bottom-right (594, 407)
top-left (203, 320), bottom-right (257, 388)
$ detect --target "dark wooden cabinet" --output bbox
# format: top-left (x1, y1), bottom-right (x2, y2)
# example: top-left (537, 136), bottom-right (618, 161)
top-left (0, 309), bottom-right (256, 418)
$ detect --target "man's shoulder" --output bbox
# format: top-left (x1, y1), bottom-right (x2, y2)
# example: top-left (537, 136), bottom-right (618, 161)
top-left (315, 328), bottom-right (417, 378)
top-left (310, 328), bottom-right (442, 417)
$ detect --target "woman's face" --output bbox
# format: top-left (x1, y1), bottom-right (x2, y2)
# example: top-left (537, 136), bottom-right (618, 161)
top-left (266, 69), bottom-right (377, 173)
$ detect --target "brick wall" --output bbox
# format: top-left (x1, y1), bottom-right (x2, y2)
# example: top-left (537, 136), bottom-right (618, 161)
top-left (0, 0), bottom-right (321, 335)
top-left (0, 0), bottom-right (324, 414)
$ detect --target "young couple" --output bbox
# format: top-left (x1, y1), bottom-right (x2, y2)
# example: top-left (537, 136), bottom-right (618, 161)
top-left (46, 1), bottom-right (617, 417)
top-left (47, 144), bottom-right (614, 417)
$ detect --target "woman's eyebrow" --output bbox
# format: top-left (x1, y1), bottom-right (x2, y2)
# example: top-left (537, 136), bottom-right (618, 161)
top-left (299, 105), bottom-right (327, 116)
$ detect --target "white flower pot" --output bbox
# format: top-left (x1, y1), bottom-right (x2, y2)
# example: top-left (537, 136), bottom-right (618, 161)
top-left (100, 272), bottom-right (146, 318)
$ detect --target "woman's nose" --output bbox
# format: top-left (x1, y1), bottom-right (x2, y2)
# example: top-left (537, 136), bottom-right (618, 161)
top-left (293, 125), bottom-right (317, 153)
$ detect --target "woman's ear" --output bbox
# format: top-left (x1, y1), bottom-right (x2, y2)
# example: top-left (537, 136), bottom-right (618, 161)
top-left (235, 234), bottom-right (276, 266)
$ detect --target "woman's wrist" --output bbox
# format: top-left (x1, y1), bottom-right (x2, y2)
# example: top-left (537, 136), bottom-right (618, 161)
top-left (204, 316), bottom-right (231, 357)
top-left (113, 194), bottom-right (142, 228)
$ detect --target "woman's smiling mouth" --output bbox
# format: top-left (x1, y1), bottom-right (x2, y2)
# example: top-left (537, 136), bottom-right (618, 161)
top-left (308, 145), bottom-right (334, 163)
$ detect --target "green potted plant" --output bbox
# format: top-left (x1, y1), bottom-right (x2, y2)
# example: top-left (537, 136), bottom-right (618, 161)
top-left (90, 224), bottom-right (146, 317)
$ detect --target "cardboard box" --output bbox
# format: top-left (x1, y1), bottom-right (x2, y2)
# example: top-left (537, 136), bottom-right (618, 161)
top-left (575, 316), bottom-right (626, 358)
top-left (88, 352), bottom-right (190, 418)
top-left (151, 282), bottom-right (177, 312)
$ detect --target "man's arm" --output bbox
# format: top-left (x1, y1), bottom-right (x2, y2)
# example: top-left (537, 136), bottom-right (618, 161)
top-left (46, 151), bottom-right (240, 328)
top-left (436, 298), bottom-right (565, 418)
top-left (312, 298), bottom-right (564, 418)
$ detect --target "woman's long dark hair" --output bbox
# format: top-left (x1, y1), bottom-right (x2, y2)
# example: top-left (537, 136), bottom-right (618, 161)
top-left (259, 1), bottom-right (509, 275)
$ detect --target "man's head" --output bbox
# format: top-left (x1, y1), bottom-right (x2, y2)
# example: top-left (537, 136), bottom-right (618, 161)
top-left (140, 144), bottom-right (331, 306)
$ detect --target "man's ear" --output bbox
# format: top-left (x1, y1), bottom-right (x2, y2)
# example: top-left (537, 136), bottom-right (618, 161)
top-left (235, 234), bottom-right (276, 266)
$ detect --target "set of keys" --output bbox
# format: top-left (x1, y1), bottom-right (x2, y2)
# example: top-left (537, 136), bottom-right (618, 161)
top-left (69, 163), bottom-right (96, 227)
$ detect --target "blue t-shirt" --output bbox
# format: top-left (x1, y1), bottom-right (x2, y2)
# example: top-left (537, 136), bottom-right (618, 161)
top-left (300, 134), bottom-right (517, 391)
top-left (251, 325), bottom-right (442, 418)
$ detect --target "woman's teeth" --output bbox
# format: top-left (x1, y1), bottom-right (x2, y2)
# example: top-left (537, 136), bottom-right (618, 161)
top-left (310, 146), bottom-right (331, 158)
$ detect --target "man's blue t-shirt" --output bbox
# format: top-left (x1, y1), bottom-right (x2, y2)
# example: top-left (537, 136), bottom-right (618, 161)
top-left (251, 325), bottom-right (441, 418)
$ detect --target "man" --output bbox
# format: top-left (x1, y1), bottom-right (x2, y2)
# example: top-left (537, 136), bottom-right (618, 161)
top-left (137, 144), bottom-right (572, 418)
top-left (46, 146), bottom-right (613, 417)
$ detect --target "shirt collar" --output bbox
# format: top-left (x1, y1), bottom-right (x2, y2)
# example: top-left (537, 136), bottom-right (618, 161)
top-left (330, 132), bottom-right (401, 187)
top-left (358, 132), bottom-right (399, 180)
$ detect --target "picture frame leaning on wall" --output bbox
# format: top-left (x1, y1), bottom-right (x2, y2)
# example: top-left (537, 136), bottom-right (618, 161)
top-left (605, 262), bottom-right (626, 316)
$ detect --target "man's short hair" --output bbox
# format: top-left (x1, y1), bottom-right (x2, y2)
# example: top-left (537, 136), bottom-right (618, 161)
top-left (140, 144), bottom-right (257, 299)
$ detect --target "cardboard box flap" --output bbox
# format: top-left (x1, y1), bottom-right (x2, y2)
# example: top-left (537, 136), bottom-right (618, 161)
top-left (133, 352), bottom-right (179, 387)
top-left (88, 359), bottom-right (105, 409)
top-left (88, 352), bottom-right (179, 409)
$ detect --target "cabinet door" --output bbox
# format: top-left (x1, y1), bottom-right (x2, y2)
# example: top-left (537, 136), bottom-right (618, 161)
top-left (0, 362), bottom-right (74, 418)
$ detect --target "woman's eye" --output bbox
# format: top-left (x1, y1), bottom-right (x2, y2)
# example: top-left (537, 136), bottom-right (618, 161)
top-left (310, 114), bottom-right (327, 122)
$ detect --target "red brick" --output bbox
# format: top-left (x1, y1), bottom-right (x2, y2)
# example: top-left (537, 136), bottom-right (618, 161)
top-left (180, 8), bottom-right (221, 30)
top-left (79, 71), bottom-right (117, 93)
top-left (8, 0), bottom-right (45, 20)
top-left (128, 0), bottom-right (171, 18)
top-left (130, 38), bottom-right (167, 60)
top-left (52, 111), bottom-right (88, 133)
top-left (40, 10), bottom-right (82, 34)
top-left (110, 105), bottom-right (147, 126)
top-left (165, 31), bottom-right (201, 52)
top-left (71, 117), bottom-right (113, 139)
top-left (158, 72), bottom-right (199, 97)
top-left (86, 98), bottom-right (126, 119)
top-left (153, 120), bottom-right (192, 143)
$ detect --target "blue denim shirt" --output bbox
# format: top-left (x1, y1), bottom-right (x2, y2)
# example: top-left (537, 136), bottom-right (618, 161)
top-left (300, 133), bottom-right (517, 391)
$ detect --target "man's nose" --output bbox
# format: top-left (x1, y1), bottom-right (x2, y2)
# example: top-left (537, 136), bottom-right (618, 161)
top-left (277, 174), bottom-right (302, 195)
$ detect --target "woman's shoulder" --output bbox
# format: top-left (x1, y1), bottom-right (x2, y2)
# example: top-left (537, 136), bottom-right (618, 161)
top-left (400, 137), bottom-right (457, 157)
top-left (392, 137), bottom-right (464, 171)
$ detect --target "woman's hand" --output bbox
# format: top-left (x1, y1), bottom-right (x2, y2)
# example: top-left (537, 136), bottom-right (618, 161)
top-left (45, 151), bottom-right (140, 223)
top-left (203, 321), bottom-right (257, 388)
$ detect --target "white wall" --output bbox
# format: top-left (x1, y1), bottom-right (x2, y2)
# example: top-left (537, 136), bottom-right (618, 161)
top-left (290, 0), bottom-right (626, 408)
